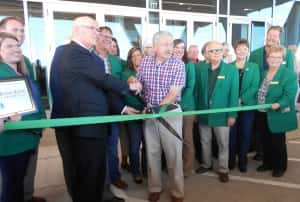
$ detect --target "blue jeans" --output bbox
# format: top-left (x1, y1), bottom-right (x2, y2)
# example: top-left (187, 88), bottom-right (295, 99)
top-left (0, 150), bottom-right (32, 202)
top-left (229, 110), bottom-right (255, 168)
top-left (128, 121), bottom-right (143, 177)
top-left (106, 123), bottom-right (121, 182)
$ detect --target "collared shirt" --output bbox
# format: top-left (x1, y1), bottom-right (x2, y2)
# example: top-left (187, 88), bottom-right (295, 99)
top-left (137, 55), bottom-right (185, 106)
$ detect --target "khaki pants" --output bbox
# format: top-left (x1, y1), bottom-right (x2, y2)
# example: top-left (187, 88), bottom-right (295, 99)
top-left (199, 125), bottom-right (230, 173)
top-left (182, 115), bottom-right (195, 176)
top-left (144, 106), bottom-right (184, 198)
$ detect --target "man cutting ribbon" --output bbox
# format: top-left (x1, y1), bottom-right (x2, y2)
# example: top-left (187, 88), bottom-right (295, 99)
top-left (137, 31), bottom-right (185, 202)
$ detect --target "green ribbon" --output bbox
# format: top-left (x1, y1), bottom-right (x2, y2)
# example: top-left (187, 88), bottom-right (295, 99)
top-left (4, 104), bottom-right (271, 130)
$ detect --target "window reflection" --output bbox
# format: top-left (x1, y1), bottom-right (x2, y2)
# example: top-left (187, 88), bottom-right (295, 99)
top-left (105, 15), bottom-right (142, 59)
top-left (162, 0), bottom-right (217, 14)
top-left (230, 0), bottom-right (272, 17)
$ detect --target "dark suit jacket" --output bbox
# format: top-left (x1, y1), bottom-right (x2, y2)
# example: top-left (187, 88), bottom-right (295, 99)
top-left (54, 41), bottom-right (129, 138)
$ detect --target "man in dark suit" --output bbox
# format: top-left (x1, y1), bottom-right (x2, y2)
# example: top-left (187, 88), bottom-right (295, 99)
top-left (51, 16), bottom-right (140, 202)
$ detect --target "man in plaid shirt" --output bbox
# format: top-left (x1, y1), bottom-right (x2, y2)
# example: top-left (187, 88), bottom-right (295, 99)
top-left (137, 31), bottom-right (185, 202)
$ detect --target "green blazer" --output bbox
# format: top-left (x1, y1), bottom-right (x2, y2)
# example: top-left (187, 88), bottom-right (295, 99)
top-left (230, 61), bottom-right (260, 106)
top-left (195, 61), bottom-right (239, 126)
top-left (108, 55), bottom-right (124, 79)
top-left (249, 46), bottom-right (295, 78)
top-left (180, 61), bottom-right (196, 111)
top-left (24, 55), bottom-right (35, 80)
top-left (121, 69), bottom-right (144, 110)
top-left (261, 67), bottom-right (298, 133)
top-left (0, 63), bottom-right (44, 156)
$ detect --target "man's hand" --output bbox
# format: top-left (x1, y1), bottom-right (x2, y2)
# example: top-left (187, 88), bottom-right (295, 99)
top-left (129, 81), bottom-right (142, 95)
top-left (124, 106), bottom-right (140, 115)
top-left (271, 103), bottom-right (280, 110)
top-left (8, 113), bottom-right (22, 121)
top-left (227, 117), bottom-right (236, 127)
top-left (127, 76), bottom-right (137, 84)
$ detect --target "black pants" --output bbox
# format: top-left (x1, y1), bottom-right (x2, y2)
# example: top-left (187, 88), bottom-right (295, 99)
top-left (257, 112), bottom-right (287, 172)
top-left (0, 150), bottom-right (32, 202)
top-left (56, 127), bottom-right (107, 202)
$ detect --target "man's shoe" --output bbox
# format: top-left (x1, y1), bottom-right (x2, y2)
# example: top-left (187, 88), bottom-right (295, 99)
top-left (171, 196), bottom-right (184, 202)
top-left (218, 172), bottom-right (229, 183)
top-left (272, 170), bottom-right (285, 177)
top-left (133, 175), bottom-right (143, 184)
top-left (256, 164), bottom-right (272, 172)
top-left (148, 192), bottom-right (161, 202)
top-left (26, 196), bottom-right (47, 202)
top-left (103, 196), bottom-right (125, 202)
top-left (112, 179), bottom-right (128, 190)
top-left (195, 166), bottom-right (212, 174)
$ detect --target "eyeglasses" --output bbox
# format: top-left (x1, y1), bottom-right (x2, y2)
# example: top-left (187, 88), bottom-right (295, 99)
top-left (98, 32), bottom-right (113, 40)
top-left (207, 49), bottom-right (223, 54)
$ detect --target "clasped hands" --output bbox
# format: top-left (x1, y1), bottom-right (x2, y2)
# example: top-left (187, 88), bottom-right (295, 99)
top-left (128, 76), bottom-right (142, 95)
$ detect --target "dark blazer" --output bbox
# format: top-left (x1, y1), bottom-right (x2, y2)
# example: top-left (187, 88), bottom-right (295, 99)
top-left (55, 41), bottom-right (129, 138)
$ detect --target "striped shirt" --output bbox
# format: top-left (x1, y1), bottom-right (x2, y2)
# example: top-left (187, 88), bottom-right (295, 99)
top-left (137, 55), bottom-right (185, 106)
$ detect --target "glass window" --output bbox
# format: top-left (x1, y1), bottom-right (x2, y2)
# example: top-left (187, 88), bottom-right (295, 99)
top-left (53, 12), bottom-right (95, 48)
top-left (162, 0), bottom-right (217, 14)
top-left (105, 15), bottom-right (142, 59)
top-left (64, 0), bottom-right (146, 8)
top-left (148, 0), bottom-right (160, 9)
top-left (193, 21), bottom-right (214, 57)
top-left (219, 0), bottom-right (228, 15)
top-left (230, 0), bottom-right (272, 17)
top-left (280, 1), bottom-right (299, 46)
top-left (218, 17), bottom-right (227, 42)
top-left (251, 21), bottom-right (265, 51)
top-left (231, 23), bottom-right (249, 45)
top-left (27, 2), bottom-right (46, 67)
top-left (165, 19), bottom-right (187, 44)
top-left (146, 12), bottom-right (159, 41)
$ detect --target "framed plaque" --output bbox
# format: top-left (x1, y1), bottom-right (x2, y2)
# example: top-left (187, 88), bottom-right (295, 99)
top-left (0, 77), bottom-right (36, 118)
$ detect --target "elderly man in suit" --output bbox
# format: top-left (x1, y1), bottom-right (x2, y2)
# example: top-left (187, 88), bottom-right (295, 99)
top-left (51, 16), bottom-right (141, 202)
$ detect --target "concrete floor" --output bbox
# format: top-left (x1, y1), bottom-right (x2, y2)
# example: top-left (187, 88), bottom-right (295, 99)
top-left (34, 117), bottom-right (300, 202)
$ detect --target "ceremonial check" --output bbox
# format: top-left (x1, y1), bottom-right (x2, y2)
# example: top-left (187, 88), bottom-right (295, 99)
top-left (0, 77), bottom-right (36, 118)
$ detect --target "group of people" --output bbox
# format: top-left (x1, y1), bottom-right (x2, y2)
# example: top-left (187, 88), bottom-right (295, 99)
top-left (0, 15), bottom-right (298, 202)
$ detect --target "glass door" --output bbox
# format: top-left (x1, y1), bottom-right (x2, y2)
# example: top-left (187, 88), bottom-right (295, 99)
top-left (228, 17), bottom-right (250, 46)
top-left (44, 1), bottom-right (147, 69)
top-left (161, 12), bottom-right (188, 44)
top-left (161, 12), bottom-right (216, 51)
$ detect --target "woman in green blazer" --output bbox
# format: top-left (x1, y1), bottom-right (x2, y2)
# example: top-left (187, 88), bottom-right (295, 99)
top-left (0, 33), bottom-right (44, 202)
top-left (229, 39), bottom-right (260, 173)
top-left (173, 39), bottom-right (196, 177)
top-left (256, 45), bottom-right (298, 177)
top-left (120, 47), bottom-right (144, 184)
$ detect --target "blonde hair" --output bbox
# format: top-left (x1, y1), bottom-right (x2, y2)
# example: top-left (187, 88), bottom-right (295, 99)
top-left (266, 45), bottom-right (286, 58)
top-left (0, 32), bottom-right (27, 74)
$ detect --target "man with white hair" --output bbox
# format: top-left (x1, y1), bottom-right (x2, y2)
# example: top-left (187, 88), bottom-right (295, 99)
top-left (52, 16), bottom-right (140, 202)
top-left (138, 31), bottom-right (185, 202)
top-left (143, 39), bottom-right (155, 56)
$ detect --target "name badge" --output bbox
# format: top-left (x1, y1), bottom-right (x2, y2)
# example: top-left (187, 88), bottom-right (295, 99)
top-left (270, 81), bottom-right (279, 85)
top-left (245, 68), bottom-right (249, 71)
top-left (217, 75), bottom-right (225, 79)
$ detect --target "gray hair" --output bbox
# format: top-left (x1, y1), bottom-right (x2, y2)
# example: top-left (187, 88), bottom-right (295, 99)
top-left (152, 31), bottom-right (173, 46)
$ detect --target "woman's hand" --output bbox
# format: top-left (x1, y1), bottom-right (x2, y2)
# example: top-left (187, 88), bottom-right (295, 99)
top-left (271, 103), bottom-right (280, 110)
top-left (227, 117), bottom-right (236, 127)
